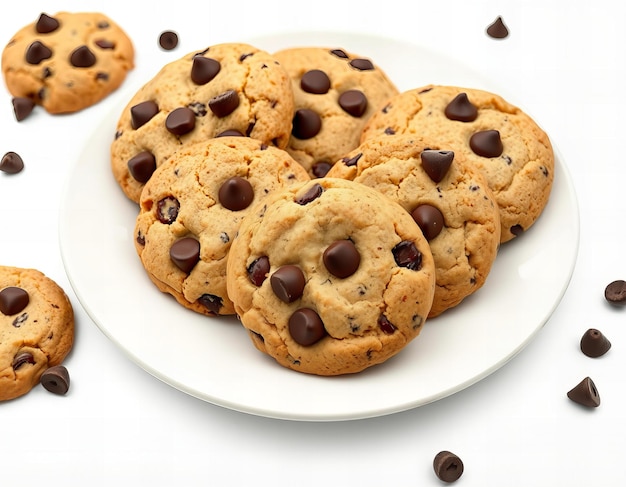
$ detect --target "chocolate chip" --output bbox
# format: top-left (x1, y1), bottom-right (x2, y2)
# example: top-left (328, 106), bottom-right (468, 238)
top-left (421, 149), bottom-right (454, 183)
top-left (411, 204), bottom-right (444, 240)
top-left (12, 313), bottom-right (28, 327)
top-left (469, 130), bottom-right (503, 158)
top-left (341, 153), bottom-right (362, 167)
top-left (198, 294), bottom-right (223, 314)
top-left (288, 308), bottom-right (326, 346)
top-left (70, 45), bottom-right (96, 68)
top-left (486, 16), bottom-right (509, 39)
top-left (191, 56), bottom-right (221, 85)
top-left (11, 97), bottom-right (35, 121)
top-left (40, 365), bottom-right (70, 395)
top-left (377, 314), bottom-right (396, 335)
top-left (94, 39), bottom-right (115, 50)
top-left (292, 109), bottom-right (322, 139)
top-left (209, 90), bottom-right (240, 118)
top-left (35, 13), bottom-right (60, 34)
top-left (312, 161), bottom-right (332, 177)
top-left (12, 351), bottom-right (35, 370)
top-left (156, 196), bottom-right (180, 224)
top-left (295, 182), bottom-right (323, 205)
top-left (170, 237), bottom-right (200, 273)
top-left (349, 58), bottom-right (374, 71)
top-left (127, 151), bottom-right (156, 183)
top-left (271, 265), bottom-right (306, 303)
top-left (433, 451), bottom-right (464, 483)
top-left (165, 107), bottom-right (196, 135)
top-left (510, 224), bottom-right (524, 237)
top-left (131, 100), bottom-right (159, 129)
top-left (159, 30), bottom-right (179, 50)
top-left (247, 256), bottom-right (270, 286)
top-left (580, 328), bottom-right (611, 358)
top-left (323, 240), bottom-right (360, 278)
top-left (567, 377), bottom-right (601, 408)
top-left (216, 129), bottom-right (245, 137)
top-left (301, 69), bottom-right (331, 94)
top-left (0, 287), bottom-right (29, 315)
top-left (392, 240), bottom-right (422, 270)
top-left (0, 152), bottom-right (25, 174)
top-left (26, 41), bottom-right (52, 65)
top-left (605, 280), bottom-right (626, 306)
top-left (218, 176), bottom-right (254, 211)
top-left (330, 49), bottom-right (349, 59)
top-left (444, 93), bottom-right (478, 122)
top-left (339, 90), bottom-right (368, 117)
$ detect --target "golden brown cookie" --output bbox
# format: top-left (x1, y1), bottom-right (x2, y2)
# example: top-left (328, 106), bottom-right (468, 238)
top-left (1, 12), bottom-right (134, 114)
top-left (361, 85), bottom-right (554, 243)
top-left (226, 178), bottom-right (436, 376)
top-left (0, 266), bottom-right (74, 401)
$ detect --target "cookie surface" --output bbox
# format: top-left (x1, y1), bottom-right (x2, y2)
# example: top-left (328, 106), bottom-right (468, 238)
top-left (226, 178), bottom-right (436, 376)
top-left (0, 266), bottom-right (74, 401)
top-left (134, 136), bottom-right (310, 316)
top-left (272, 47), bottom-right (398, 177)
top-left (111, 42), bottom-right (294, 203)
top-left (361, 85), bottom-right (554, 243)
top-left (2, 11), bottom-right (134, 114)
top-left (327, 135), bottom-right (501, 317)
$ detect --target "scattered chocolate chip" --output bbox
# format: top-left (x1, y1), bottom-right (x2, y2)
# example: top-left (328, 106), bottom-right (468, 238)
top-left (191, 56), bottom-right (221, 85)
top-left (94, 39), bottom-right (115, 50)
top-left (339, 90), bottom-right (368, 117)
top-left (510, 224), bottom-right (524, 237)
top-left (247, 256), bottom-right (270, 286)
top-left (216, 129), bottom-right (245, 137)
top-left (486, 16), bottom-right (509, 39)
top-left (349, 58), bottom-right (374, 71)
top-left (198, 294), bottom-right (223, 314)
top-left (218, 176), bottom-right (254, 211)
top-left (209, 90), bottom-right (240, 118)
top-left (165, 107), bottom-right (196, 135)
top-left (0, 286), bottom-right (29, 315)
top-left (0, 152), bottom-right (25, 174)
top-left (444, 93), bottom-right (478, 122)
top-left (292, 109), bottom-right (322, 139)
top-left (25, 41), bottom-right (52, 65)
top-left (156, 196), bottom-right (180, 224)
top-left (411, 204), bottom-right (444, 240)
top-left (330, 49), bottom-right (349, 59)
top-left (159, 30), bottom-right (179, 50)
top-left (605, 280), bottom-right (626, 306)
top-left (392, 240), bottom-right (422, 270)
top-left (312, 161), bottom-right (332, 177)
top-left (323, 240), bottom-right (360, 278)
top-left (12, 351), bottom-right (35, 370)
top-left (567, 376), bottom-right (601, 408)
top-left (271, 265), bottom-right (306, 303)
top-left (341, 153), bottom-right (362, 167)
top-left (301, 69), bottom-right (331, 94)
top-left (580, 329), bottom-right (611, 358)
top-left (433, 451), bottom-right (464, 483)
top-left (127, 151), bottom-right (156, 183)
top-left (36, 13), bottom-right (60, 34)
top-left (69, 45), bottom-right (96, 68)
top-left (421, 149), bottom-right (454, 183)
top-left (40, 365), bottom-right (70, 395)
top-left (170, 237), bottom-right (200, 273)
top-left (469, 130), bottom-right (503, 158)
top-left (295, 182), bottom-right (323, 205)
top-left (288, 308), bottom-right (326, 346)
top-left (377, 314), bottom-right (396, 335)
top-left (131, 100), bottom-right (159, 129)
top-left (12, 97), bottom-right (35, 121)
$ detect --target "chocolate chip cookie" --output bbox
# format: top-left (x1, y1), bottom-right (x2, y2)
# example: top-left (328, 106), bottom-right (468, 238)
top-left (111, 42), bottom-right (295, 203)
top-left (1, 266), bottom-right (74, 401)
top-left (327, 134), bottom-right (501, 317)
top-left (361, 85), bottom-right (554, 243)
top-left (1, 12), bottom-right (134, 114)
top-left (226, 178), bottom-right (436, 376)
top-left (134, 136), bottom-right (310, 317)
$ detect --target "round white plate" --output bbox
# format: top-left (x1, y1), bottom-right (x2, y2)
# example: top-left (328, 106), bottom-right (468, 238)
top-left (59, 32), bottom-right (579, 421)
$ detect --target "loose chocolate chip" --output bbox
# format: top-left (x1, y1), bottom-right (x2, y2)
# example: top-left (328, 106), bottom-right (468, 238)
top-left (392, 240), bottom-right (422, 270)
top-left (131, 100), bottom-right (159, 129)
top-left (191, 56), bottom-right (221, 85)
top-left (165, 107), bottom-right (196, 135)
top-left (470, 130), bottom-right (503, 158)
top-left (170, 237), bottom-right (200, 273)
top-left (567, 377), bottom-right (601, 408)
top-left (605, 280), bottom-right (626, 306)
top-left (26, 41), bottom-right (52, 64)
top-left (292, 109), bottom-right (322, 139)
top-left (247, 256), bottom-right (270, 286)
top-left (349, 58), bottom-right (374, 71)
top-left (216, 129), bottom-right (245, 137)
top-left (94, 39), bottom-right (115, 50)
top-left (159, 30), bottom-right (179, 50)
top-left (12, 97), bottom-right (35, 121)
top-left (411, 204), bottom-right (444, 240)
top-left (323, 240), bottom-right (360, 278)
top-left (330, 49), bottom-right (349, 59)
top-left (295, 182), bottom-right (323, 205)
top-left (198, 294), bottom-right (223, 314)
top-left (341, 153), bottom-right (362, 167)
top-left (312, 161), bottom-right (332, 177)
top-left (421, 149), bottom-right (454, 183)
top-left (218, 176), bottom-right (254, 211)
top-left (156, 196), bottom-right (180, 224)
top-left (301, 69), bottom-right (331, 94)
top-left (0, 152), bottom-right (25, 174)
top-left (0, 286), bottom-right (29, 315)
top-left (339, 90), bottom-right (368, 117)
top-left (378, 314), bottom-right (396, 334)
top-left (12, 351), bottom-right (35, 370)
top-left (209, 90), bottom-right (240, 118)
top-left (271, 265), bottom-right (306, 303)
top-left (36, 13), bottom-right (60, 34)
top-left (433, 451), bottom-right (464, 483)
top-left (510, 224), bottom-right (524, 237)
top-left (444, 93), bottom-right (478, 122)
top-left (70, 45), bottom-right (96, 68)
top-left (580, 328), bottom-right (611, 358)
top-left (288, 308), bottom-right (326, 346)
top-left (486, 16), bottom-right (509, 39)
top-left (40, 365), bottom-right (70, 395)
top-left (127, 151), bottom-right (156, 183)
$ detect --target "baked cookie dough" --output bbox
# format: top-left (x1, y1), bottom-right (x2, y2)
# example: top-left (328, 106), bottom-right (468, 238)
top-left (272, 46), bottom-right (398, 177)
top-left (327, 134), bottom-right (501, 317)
top-left (134, 136), bottom-right (310, 316)
top-left (1, 266), bottom-right (74, 401)
top-left (111, 42), bottom-right (294, 203)
top-left (2, 12), bottom-right (134, 114)
top-left (361, 85), bottom-right (554, 243)
top-left (226, 178), bottom-right (436, 376)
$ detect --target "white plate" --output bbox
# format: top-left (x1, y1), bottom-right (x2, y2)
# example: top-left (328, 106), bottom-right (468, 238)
top-left (59, 32), bottom-right (579, 421)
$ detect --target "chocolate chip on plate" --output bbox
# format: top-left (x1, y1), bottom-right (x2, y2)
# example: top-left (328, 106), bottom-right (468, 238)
top-left (486, 16), bottom-right (509, 39)
top-left (158, 30), bottom-right (179, 50)
top-left (40, 365), bottom-right (70, 395)
top-left (433, 450), bottom-right (464, 483)
top-left (0, 152), bottom-right (25, 174)
top-left (567, 377), bottom-right (601, 408)
top-left (580, 328), bottom-right (611, 358)
top-left (12, 97), bottom-right (35, 121)
top-left (605, 279), bottom-right (626, 306)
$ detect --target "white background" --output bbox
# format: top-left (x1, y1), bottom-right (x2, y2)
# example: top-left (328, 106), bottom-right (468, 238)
top-left (2, 1), bottom-right (625, 485)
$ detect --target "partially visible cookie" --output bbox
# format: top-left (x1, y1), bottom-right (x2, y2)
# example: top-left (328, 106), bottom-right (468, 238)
top-left (134, 136), bottom-right (310, 317)
top-left (1, 12), bottom-right (134, 114)
top-left (361, 85), bottom-right (554, 243)
top-left (272, 47), bottom-right (398, 177)
top-left (111, 43), bottom-right (295, 203)
top-left (327, 134), bottom-right (501, 317)
top-left (226, 178), bottom-right (436, 376)
top-left (0, 266), bottom-right (74, 401)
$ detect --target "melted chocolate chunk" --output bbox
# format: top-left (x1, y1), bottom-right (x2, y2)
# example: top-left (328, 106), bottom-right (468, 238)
top-left (339, 90), bottom-right (368, 117)
top-left (0, 152), bottom-right (25, 174)
top-left (12, 351), bottom-right (35, 370)
top-left (323, 240), bottom-right (360, 278)
top-left (486, 16), bottom-right (509, 39)
top-left (377, 314), bottom-right (396, 335)
top-left (40, 365), bottom-right (70, 395)
top-left (301, 69), bottom-right (331, 94)
top-left (70, 46), bottom-right (96, 68)
top-left (444, 93), bottom-right (478, 122)
top-left (156, 196), bottom-right (180, 224)
top-left (127, 151), bottom-right (156, 183)
top-left (411, 204), bottom-right (444, 240)
top-left (567, 377), bottom-right (601, 408)
top-left (288, 308), bottom-right (326, 346)
top-left (292, 109), bottom-right (322, 139)
top-left (11, 97), bottom-right (35, 121)
top-left (36, 13), bottom-right (60, 34)
top-left (198, 294), bottom-right (223, 314)
top-left (209, 90), bottom-right (240, 118)
top-left (94, 39), bottom-right (115, 50)
top-left (510, 224), bottom-right (524, 237)
top-left (131, 100), bottom-right (159, 129)
top-left (420, 149), bottom-right (454, 183)
top-left (191, 56), bottom-right (221, 85)
top-left (312, 161), bottom-right (332, 177)
top-left (349, 58), bottom-right (374, 70)
top-left (580, 328), bottom-right (611, 358)
top-left (605, 280), bottom-right (626, 306)
top-left (271, 265), bottom-right (306, 303)
top-left (330, 49), bottom-right (349, 59)
top-left (165, 107), bottom-right (196, 135)
top-left (170, 237), bottom-right (200, 273)
top-left (218, 177), bottom-right (254, 211)
top-left (158, 30), bottom-right (179, 50)
top-left (392, 240), bottom-right (422, 270)
top-left (469, 130), bottom-right (503, 158)
top-left (247, 256), bottom-right (270, 286)
top-left (342, 153), bottom-right (362, 167)
top-left (433, 451), bottom-right (464, 483)
top-left (26, 41), bottom-right (52, 65)
top-left (0, 287), bottom-right (29, 315)
top-left (295, 183), bottom-right (323, 205)
top-left (216, 129), bottom-right (245, 137)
